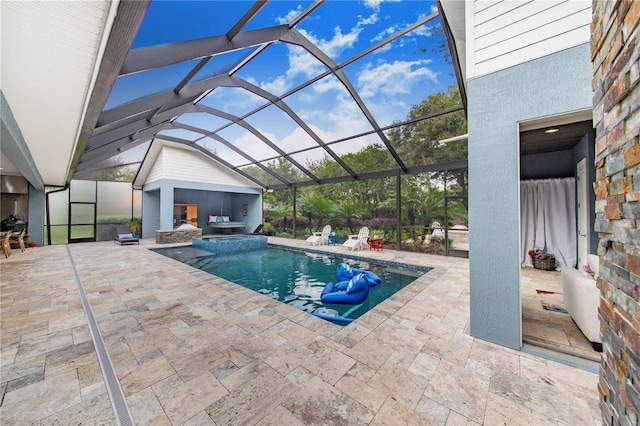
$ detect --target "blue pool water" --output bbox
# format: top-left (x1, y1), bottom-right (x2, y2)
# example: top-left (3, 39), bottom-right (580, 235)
top-left (154, 245), bottom-right (427, 323)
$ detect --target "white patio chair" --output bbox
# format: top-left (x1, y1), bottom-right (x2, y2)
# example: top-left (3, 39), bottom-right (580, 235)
top-left (305, 225), bottom-right (331, 246)
top-left (342, 227), bottom-right (369, 251)
top-left (431, 222), bottom-right (444, 237)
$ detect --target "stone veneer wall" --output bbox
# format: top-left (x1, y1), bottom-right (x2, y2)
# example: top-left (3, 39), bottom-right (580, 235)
top-left (155, 229), bottom-right (202, 244)
top-left (591, 0), bottom-right (640, 424)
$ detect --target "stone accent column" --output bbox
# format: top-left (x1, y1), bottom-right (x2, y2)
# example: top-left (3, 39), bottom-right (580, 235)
top-left (155, 229), bottom-right (202, 244)
top-left (591, 1), bottom-right (640, 424)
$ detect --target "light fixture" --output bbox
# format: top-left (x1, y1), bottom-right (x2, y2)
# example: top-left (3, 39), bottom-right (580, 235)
top-left (545, 128), bottom-right (559, 133)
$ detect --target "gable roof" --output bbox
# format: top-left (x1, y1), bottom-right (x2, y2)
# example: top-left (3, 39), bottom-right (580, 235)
top-left (135, 139), bottom-right (261, 189)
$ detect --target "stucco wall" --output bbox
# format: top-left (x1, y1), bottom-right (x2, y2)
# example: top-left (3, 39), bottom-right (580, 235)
top-left (468, 43), bottom-right (593, 349)
top-left (27, 186), bottom-right (45, 246)
top-left (142, 189), bottom-right (160, 239)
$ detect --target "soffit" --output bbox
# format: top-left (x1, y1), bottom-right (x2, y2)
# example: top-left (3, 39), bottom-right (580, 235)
top-left (0, 1), bottom-right (115, 186)
top-left (520, 120), bottom-right (594, 155)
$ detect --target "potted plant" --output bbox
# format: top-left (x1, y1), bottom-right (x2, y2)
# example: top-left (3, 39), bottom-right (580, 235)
top-left (124, 219), bottom-right (140, 238)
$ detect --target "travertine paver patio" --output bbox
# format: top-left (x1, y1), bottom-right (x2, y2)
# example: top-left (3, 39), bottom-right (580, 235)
top-left (1, 236), bottom-right (601, 425)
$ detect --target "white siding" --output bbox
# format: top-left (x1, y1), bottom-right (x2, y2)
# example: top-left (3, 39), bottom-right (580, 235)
top-left (144, 145), bottom-right (259, 188)
top-left (145, 149), bottom-right (164, 184)
top-left (467, 0), bottom-right (591, 78)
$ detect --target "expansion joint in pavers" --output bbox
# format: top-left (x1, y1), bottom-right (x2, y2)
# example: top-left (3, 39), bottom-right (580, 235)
top-left (66, 245), bottom-right (135, 426)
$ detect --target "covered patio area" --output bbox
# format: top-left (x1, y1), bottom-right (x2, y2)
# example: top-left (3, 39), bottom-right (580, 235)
top-left (1, 237), bottom-right (599, 425)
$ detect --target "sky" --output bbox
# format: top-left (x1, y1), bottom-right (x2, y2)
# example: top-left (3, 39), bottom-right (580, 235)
top-left (104, 0), bottom-right (458, 177)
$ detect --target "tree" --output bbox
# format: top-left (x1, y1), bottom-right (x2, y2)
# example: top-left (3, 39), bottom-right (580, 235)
top-left (332, 200), bottom-right (368, 233)
top-left (272, 203), bottom-right (293, 232)
top-left (79, 156), bottom-right (137, 182)
top-left (406, 186), bottom-right (445, 228)
top-left (389, 85), bottom-right (468, 195)
top-left (390, 86), bottom-right (466, 164)
top-left (298, 190), bottom-right (333, 232)
top-left (263, 191), bottom-right (278, 209)
top-left (267, 157), bottom-right (304, 183)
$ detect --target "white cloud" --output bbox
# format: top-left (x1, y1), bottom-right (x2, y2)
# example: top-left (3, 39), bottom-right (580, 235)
top-left (357, 59), bottom-right (438, 98)
top-left (285, 43), bottom-right (327, 79)
top-left (363, 0), bottom-right (401, 12)
top-left (411, 17), bottom-right (434, 37)
top-left (230, 129), bottom-right (279, 161)
top-left (364, 0), bottom-right (383, 11)
top-left (313, 76), bottom-right (344, 93)
top-left (201, 87), bottom-right (266, 119)
top-left (252, 7), bottom-right (383, 100)
top-left (275, 5), bottom-right (305, 25)
top-left (371, 25), bottom-right (398, 42)
top-left (301, 25), bottom-right (361, 60)
top-left (286, 88), bottom-right (371, 144)
top-left (329, 135), bottom-right (378, 156)
top-left (312, 91), bottom-right (372, 141)
top-left (259, 75), bottom-right (290, 95)
top-left (358, 13), bottom-right (379, 26)
top-left (372, 42), bottom-right (392, 54)
top-left (275, 126), bottom-right (317, 152)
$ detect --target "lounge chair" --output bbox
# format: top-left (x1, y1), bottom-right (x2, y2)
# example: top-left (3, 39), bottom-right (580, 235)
top-left (1, 231), bottom-right (12, 258)
top-left (114, 225), bottom-right (139, 245)
top-left (305, 225), bottom-right (331, 246)
top-left (342, 227), bottom-right (369, 251)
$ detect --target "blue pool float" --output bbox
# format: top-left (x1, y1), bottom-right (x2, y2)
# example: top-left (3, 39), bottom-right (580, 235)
top-left (311, 312), bottom-right (355, 324)
top-left (336, 263), bottom-right (381, 286)
top-left (321, 273), bottom-right (370, 304)
top-left (320, 268), bottom-right (381, 305)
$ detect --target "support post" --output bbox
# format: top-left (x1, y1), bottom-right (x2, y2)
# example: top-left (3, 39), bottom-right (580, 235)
top-left (292, 185), bottom-right (297, 238)
top-left (396, 170), bottom-right (401, 250)
top-left (444, 175), bottom-right (449, 255)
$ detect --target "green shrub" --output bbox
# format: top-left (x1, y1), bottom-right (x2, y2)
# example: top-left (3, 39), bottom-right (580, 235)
top-left (263, 222), bottom-right (276, 236)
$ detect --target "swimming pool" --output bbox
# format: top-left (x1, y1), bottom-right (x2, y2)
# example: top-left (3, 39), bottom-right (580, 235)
top-left (153, 245), bottom-right (428, 323)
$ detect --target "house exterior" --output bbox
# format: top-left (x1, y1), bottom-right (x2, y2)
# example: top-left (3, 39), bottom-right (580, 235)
top-left (136, 140), bottom-right (263, 237)
top-left (441, 0), bottom-right (595, 349)
top-left (440, 1), bottom-right (639, 423)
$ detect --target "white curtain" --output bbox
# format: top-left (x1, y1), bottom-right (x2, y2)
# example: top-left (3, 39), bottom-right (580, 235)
top-left (520, 178), bottom-right (576, 269)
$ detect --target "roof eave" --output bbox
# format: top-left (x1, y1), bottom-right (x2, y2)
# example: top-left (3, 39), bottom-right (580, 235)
top-left (67, 0), bottom-right (152, 185)
top-left (436, 0), bottom-right (467, 114)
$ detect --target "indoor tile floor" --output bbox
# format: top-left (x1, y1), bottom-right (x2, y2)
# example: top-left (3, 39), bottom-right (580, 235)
top-left (521, 267), bottom-right (600, 362)
top-left (0, 236), bottom-right (602, 425)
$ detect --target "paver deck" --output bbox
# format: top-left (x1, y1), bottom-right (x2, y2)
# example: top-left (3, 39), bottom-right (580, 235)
top-left (0, 236), bottom-right (602, 425)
